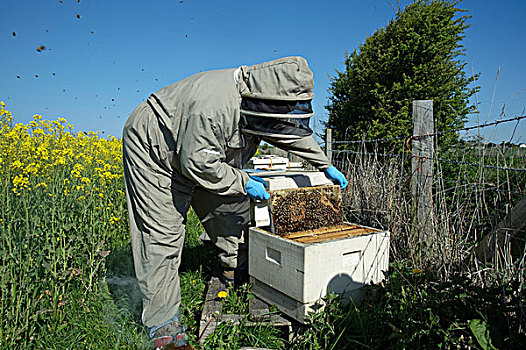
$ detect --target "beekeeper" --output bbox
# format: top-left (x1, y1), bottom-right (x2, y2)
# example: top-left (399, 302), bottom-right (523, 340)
top-left (122, 56), bottom-right (348, 348)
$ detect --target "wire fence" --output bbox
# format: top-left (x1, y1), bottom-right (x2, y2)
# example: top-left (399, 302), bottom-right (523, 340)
top-left (333, 149), bottom-right (526, 173)
top-left (325, 104), bottom-right (525, 286)
top-left (330, 106), bottom-right (524, 236)
top-left (331, 114), bottom-right (526, 144)
top-left (330, 114), bottom-right (526, 173)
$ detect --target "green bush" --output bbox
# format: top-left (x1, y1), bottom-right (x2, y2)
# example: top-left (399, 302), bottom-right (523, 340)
top-left (326, 0), bottom-right (478, 152)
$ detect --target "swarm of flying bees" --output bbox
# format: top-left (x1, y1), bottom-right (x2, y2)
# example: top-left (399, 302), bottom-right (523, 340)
top-left (10, 0), bottom-right (159, 123)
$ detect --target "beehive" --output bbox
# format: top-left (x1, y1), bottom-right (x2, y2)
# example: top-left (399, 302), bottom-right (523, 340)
top-left (247, 171), bottom-right (389, 322)
top-left (249, 223), bottom-right (390, 323)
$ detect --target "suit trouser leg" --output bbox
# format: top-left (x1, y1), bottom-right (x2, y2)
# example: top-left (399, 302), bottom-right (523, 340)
top-left (191, 187), bottom-right (250, 270)
top-left (123, 102), bottom-right (194, 328)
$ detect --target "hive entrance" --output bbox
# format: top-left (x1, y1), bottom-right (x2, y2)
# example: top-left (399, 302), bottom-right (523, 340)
top-left (269, 185), bottom-right (344, 236)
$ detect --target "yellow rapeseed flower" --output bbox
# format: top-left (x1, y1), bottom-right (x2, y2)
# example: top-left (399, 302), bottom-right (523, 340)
top-left (109, 214), bottom-right (121, 225)
top-left (1, 102), bottom-right (125, 216)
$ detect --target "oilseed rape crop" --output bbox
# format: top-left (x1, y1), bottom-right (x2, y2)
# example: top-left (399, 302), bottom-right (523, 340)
top-left (0, 102), bottom-right (146, 348)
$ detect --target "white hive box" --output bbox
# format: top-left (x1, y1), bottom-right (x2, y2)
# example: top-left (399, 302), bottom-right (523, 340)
top-left (249, 224), bottom-right (390, 323)
top-left (250, 156), bottom-right (290, 170)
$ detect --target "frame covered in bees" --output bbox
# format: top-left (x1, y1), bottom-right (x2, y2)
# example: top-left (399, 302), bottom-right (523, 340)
top-left (269, 185), bottom-right (343, 236)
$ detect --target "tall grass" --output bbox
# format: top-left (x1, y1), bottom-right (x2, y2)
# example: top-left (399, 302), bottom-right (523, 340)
top-left (0, 103), bottom-right (148, 348)
top-left (334, 142), bottom-right (525, 280)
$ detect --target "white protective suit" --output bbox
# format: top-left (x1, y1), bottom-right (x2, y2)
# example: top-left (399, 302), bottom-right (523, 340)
top-left (123, 56), bottom-right (330, 328)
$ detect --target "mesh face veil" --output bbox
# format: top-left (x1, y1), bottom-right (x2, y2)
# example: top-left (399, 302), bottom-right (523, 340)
top-left (240, 98), bottom-right (314, 138)
top-left (237, 57), bottom-right (316, 138)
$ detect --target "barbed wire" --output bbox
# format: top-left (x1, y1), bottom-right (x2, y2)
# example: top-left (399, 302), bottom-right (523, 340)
top-left (332, 149), bottom-right (526, 172)
top-left (436, 177), bottom-right (526, 197)
top-left (430, 156), bottom-right (526, 172)
top-left (331, 115), bottom-right (526, 145)
top-left (413, 115), bottom-right (526, 140)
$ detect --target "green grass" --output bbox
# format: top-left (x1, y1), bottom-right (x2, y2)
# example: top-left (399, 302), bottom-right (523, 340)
top-left (105, 211), bottom-right (526, 349)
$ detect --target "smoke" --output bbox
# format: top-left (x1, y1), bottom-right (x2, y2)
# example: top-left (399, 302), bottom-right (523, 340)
top-left (101, 279), bottom-right (149, 348)
top-left (105, 275), bottom-right (144, 320)
top-left (106, 276), bottom-right (139, 287)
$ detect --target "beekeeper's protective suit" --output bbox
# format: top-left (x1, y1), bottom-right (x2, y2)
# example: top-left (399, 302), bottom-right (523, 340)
top-left (122, 56), bottom-right (347, 343)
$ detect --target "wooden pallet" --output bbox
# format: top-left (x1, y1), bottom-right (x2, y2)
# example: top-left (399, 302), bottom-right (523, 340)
top-left (198, 277), bottom-right (293, 344)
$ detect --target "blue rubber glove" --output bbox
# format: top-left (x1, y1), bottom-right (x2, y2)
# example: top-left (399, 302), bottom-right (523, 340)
top-left (245, 176), bottom-right (270, 201)
top-left (324, 165), bottom-right (348, 189)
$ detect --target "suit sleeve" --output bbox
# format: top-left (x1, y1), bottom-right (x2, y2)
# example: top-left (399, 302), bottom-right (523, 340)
top-left (178, 113), bottom-right (249, 196)
top-left (262, 135), bottom-right (331, 170)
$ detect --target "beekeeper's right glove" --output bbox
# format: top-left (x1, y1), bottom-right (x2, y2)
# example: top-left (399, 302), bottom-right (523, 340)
top-left (245, 176), bottom-right (270, 201)
top-left (324, 165), bottom-right (348, 189)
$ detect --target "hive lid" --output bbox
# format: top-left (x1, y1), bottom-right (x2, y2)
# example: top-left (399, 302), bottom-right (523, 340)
top-left (269, 185), bottom-right (343, 236)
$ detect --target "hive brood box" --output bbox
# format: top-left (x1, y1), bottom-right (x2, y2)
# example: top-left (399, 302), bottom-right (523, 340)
top-left (249, 224), bottom-right (390, 323)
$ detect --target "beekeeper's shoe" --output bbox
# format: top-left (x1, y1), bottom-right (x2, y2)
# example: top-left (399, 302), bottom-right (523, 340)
top-left (219, 268), bottom-right (235, 289)
top-left (150, 319), bottom-right (189, 349)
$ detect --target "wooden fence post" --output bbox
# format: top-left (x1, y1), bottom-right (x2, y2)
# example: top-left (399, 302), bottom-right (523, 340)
top-left (412, 100), bottom-right (434, 251)
top-left (326, 128), bottom-right (333, 163)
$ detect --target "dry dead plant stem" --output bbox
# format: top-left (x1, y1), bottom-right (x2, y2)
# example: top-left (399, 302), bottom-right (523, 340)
top-left (337, 144), bottom-right (525, 287)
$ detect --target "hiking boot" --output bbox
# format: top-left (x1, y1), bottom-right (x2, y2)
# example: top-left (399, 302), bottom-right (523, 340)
top-left (151, 320), bottom-right (189, 350)
top-left (219, 268), bottom-right (235, 288)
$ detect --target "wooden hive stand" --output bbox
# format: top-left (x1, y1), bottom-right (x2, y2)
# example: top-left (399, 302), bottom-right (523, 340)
top-left (198, 277), bottom-right (293, 345)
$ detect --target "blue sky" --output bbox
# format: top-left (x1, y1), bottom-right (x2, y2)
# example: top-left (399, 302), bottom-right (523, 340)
top-left (1, 0), bottom-right (525, 144)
